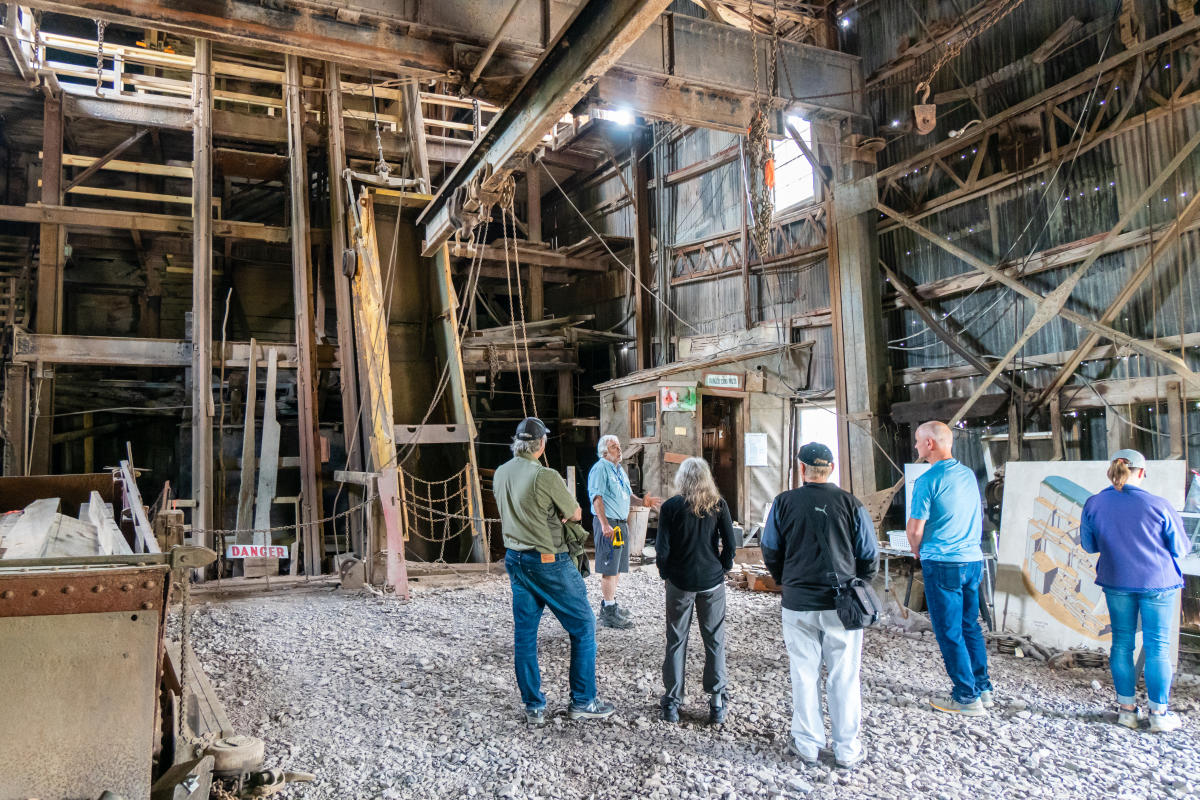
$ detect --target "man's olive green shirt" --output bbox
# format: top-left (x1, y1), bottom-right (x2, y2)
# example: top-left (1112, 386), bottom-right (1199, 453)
top-left (494, 452), bottom-right (579, 553)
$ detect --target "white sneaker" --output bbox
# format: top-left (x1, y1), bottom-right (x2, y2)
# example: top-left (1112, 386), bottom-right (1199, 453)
top-left (1116, 707), bottom-right (1143, 729)
top-left (979, 690), bottom-right (995, 709)
top-left (1149, 711), bottom-right (1182, 733)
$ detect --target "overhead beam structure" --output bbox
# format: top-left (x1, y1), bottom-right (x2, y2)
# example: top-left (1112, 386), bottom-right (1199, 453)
top-left (26, 0), bottom-right (861, 123)
top-left (418, 0), bottom-right (674, 254)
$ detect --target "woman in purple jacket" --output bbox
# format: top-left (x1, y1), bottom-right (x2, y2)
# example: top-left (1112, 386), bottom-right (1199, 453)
top-left (1080, 449), bottom-right (1190, 733)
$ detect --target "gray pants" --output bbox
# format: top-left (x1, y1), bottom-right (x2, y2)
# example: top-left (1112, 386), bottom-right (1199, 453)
top-left (661, 581), bottom-right (727, 708)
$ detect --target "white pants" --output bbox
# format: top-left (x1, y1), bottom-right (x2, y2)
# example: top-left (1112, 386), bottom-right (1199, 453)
top-left (781, 608), bottom-right (864, 762)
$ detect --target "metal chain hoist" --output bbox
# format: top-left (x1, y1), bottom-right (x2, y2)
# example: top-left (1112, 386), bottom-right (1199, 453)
top-left (94, 18), bottom-right (106, 96)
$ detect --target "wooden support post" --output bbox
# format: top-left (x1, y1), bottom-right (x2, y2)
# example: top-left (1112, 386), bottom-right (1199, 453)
top-left (191, 38), bottom-right (214, 542)
top-left (632, 127), bottom-right (654, 371)
top-left (557, 368), bottom-right (573, 422)
top-left (739, 136), bottom-right (752, 329)
top-left (433, 242), bottom-right (487, 561)
top-left (1049, 391), bottom-right (1064, 461)
top-left (1168, 380), bottom-right (1184, 459)
top-left (1008, 400), bottom-right (1021, 462)
top-left (31, 92), bottom-right (64, 474)
top-left (251, 348), bottom-right (280, 578)
top-left (2, 364), bottom-right (28, 476)
top-left (81, 412), bottom-right (94, 473)
top-left (1106, 404), bottom-right (1125, 457)
top-left (526, 165), bottom-right (544, 322)
top-left (326, 63), bottom-right (365, 550)
top-left (823, 125), bottom-right (887, 494)
top-left (285, 54), bottom-right (325, 576)
top-left (401, 82), bottom-right (431, 193)
top-left (350, 191), bottom-right (407, 591)
top-left (235, 339), bottom-right (258, 536)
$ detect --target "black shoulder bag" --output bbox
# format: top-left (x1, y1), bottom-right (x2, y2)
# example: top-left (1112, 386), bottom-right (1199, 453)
top-left (814, 511), bottom-right (882, 631)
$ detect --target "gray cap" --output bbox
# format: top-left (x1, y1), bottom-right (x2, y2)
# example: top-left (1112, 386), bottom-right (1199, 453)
top-left (1111, 448), bottom-right (1146, 470)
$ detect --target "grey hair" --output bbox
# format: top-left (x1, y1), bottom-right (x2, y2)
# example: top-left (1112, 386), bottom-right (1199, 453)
top-left (673, 457), bottom-right (722, 516)
top-left (597, 434), bottom-right (621, 458)
top-left (511, 435), bottom-right (546, 456)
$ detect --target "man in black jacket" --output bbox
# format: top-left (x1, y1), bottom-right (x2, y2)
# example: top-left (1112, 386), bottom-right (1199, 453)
top-left (762, 442), bottom-right (879, 769)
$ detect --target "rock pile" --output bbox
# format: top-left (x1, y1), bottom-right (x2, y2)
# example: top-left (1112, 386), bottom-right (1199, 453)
top-left (186, 567), bottom-right (1200, 799)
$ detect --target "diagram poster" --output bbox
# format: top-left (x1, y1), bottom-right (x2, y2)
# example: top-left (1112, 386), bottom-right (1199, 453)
top-left (997, 461), bottom-right (1184, 651)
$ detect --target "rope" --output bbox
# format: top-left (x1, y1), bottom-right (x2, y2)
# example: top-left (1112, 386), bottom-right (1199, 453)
top-left (499, 180), bottom-right (539, 417)
top-left (498, 203), bottom-right (529, 418)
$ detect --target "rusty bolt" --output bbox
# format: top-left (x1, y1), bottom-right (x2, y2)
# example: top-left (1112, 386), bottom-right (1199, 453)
top-left (61, 585), bottom-right (75, 594)
top-left (1, 590), bottom-right (13, 599)
top-left (92, 585), bottom-right (105, 593)
top-left (121, 583), bottom-right (133, 592)
top-left (140, 601), bottom-right (154, 610)
top-left (142, 580), bottom-right (156, 589)
top-left (31, 588), bottom-right (44, 597)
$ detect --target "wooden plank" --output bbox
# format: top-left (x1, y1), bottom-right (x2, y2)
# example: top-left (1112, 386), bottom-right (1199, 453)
top-left (119, 460), bottom-right (159, 553)
top-left (1168, 381), bottom-right (1184, 460)
top-left (235, 339), bottom-right (258, 541)
top-left (253, 348), bottom-right (281, 550)
top-left (63, 129), bottom-right (149, 192)
top-left (191, 38), bottom-right (214, 545)
top-left (165, 643), bottom-right (235, 740)
top-left (85, 491), bottom-right (132, 555)
top-left (0, 204), bottom-right (288, 242)
top-left (402, 82), bottom-right (431, 193)
top-left (285, 54), bottom-right (324, 577)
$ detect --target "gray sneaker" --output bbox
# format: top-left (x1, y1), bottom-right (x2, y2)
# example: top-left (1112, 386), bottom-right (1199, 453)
top-left (525, 707), bottom-right (546, 727)
top-left (929, 696), bottom-right (987, 717)
top-left (835, 745), bottom-right (866, 769)
top-left (786, 740), bottom-right (819, 765)
top-left (980, 690), bottom-right (995, 709)
top-left (612, 601), bottom-right (633, 622)
top-left (598, 604), bottom-right (633, 629)
top-left (568, 698), bottom-right (616, 720)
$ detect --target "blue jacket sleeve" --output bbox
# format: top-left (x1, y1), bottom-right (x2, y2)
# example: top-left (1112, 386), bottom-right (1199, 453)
top-left (762, 497), bottom-right (784, 584)
top-left (853, 504), bottom-right (880, 580)
top-left (1079, 499), bottom-right (1099, 554)
top-left (1162, 503), bottom-right (1190, 559)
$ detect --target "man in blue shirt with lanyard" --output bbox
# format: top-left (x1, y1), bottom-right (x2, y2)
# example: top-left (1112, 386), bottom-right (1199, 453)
top-left (589, 434), bottom-right (661, 628)
top-left (906, 420), bottom-right (993, 717)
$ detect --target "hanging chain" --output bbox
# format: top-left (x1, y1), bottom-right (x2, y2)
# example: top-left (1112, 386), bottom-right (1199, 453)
top-left (746, 0), bottom-right (778, 261)
top-left (94, 19), bottom-right (106, 96)
top-left (369, 71), bottom-right (392, 180)
top-left (916, 0), bottom-right (1026, 102)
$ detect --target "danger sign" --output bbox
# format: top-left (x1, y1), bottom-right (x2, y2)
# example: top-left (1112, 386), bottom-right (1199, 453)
top-left (226, 544), bottom-right (288, 559)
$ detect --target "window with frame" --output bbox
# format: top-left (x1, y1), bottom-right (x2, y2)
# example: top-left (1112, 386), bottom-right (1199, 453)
top-left (633, 396), bottom-right (657, 439)
top-left (770, 116), bottom-right (816, 211)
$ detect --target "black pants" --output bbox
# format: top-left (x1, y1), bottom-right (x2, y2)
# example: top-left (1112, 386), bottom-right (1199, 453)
top-left (661, 581), bottom-right (727, 708)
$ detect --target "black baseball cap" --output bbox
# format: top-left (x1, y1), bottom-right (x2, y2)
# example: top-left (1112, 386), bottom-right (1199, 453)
top-left (798, 442), bottom-right (834, 467)
top-left (515, 417), bottom-right (550, 441)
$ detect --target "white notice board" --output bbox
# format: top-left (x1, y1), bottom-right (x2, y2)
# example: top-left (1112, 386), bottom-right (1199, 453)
top-left (745, 433), bottom-right (768, 467)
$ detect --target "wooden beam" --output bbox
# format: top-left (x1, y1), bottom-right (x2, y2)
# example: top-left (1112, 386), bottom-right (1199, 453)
top-left (32, 92), bottom-right (63, 475)
top-left (401, 83), bottom-right (431, 194)
top-left (285, 54), bottom-right (324, 577)
top-left (11, 331), bottom-right (310, 368)
top-left (191, 38), bottom-right (214, 552)
top-left (1037, 190), bottom-right (1200, 407)
top-left (253, 348), bottom-right (281, 550)
top-left (63, 128), bottom-right (148, 192)
top-left (447, 240), bottom-right (606, 270)
top-left (0, 204), bottom-right (288, 242)
top-left (327, 63), bottom-right (364, 479)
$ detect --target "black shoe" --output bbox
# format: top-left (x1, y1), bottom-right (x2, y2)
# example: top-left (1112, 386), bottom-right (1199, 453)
top-left (568, 698), bottom-right (616, 720)
top-left (709, 693), bottom-right (727, 725)
top-left (661, 704), bottom-right (680, 723)
top-left (525, 707), bottom-right (546, 727)
top-left (598, 604), bottom-right (633, 629)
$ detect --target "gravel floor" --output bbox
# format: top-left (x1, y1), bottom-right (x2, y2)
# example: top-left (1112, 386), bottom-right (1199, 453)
top-left (187, 567), bottom-right (1200, 800)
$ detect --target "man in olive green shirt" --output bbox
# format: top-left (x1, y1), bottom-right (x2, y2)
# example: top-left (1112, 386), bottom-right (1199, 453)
top-left (494, 417), bottom-right (616, 726)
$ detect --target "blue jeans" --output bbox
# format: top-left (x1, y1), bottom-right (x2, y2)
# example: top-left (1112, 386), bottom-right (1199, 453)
top-left (1104, 588), bottom-right (1179, 712)
top-left (922, 560), bottom-right (992, 704)
top-left (505, 549), bottom-right (597, 710)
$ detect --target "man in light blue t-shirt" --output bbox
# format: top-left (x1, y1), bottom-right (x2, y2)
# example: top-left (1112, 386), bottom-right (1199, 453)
top-left (905, 420), bottom-right (992, 717)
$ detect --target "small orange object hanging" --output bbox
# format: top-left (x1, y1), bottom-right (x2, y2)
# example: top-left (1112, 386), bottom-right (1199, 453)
top-left (763, 158), bottom-right (776, 190)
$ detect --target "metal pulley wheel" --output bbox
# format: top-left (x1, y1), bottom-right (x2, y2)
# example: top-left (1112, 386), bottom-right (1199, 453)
top-left (205, 735), bottom-right (266, 777)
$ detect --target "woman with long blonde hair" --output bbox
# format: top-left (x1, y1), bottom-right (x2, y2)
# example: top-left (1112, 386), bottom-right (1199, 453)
top-left (1081, 449), bottom-right (1190, 733)
top-left (655, 457), bottom-right (737, 724)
